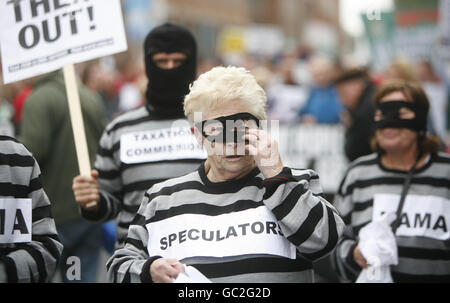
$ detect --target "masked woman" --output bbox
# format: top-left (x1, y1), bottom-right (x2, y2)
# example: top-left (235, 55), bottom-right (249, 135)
top-left (333, 80), bottom-right (450, 282)
top-left (106, 66), bottom-right (344, 283)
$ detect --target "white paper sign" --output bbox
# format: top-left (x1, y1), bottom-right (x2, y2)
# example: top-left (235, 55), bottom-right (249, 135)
top-left (0, 199), bottom-right (32, 244)
top-left (120, 127), bottom-right (207, 164)
top-left (0, 0), bottom-right (127, 84)
top-left (146, 206), bottom-right (296, 261)
top-left (373, 194), bottom-right (450, 241)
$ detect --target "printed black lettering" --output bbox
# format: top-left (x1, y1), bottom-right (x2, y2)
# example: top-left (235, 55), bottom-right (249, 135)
top-left (142, 148), bottom-right (152, 155)
top-left (266, 221), bottom-right (278, 235)
top-left (216, 230), bottom-right (225, 241)
top-left (18, 24), bottom-right (40, 49)
top-left (251, 221), bottom-right (264, 234)
top-left (399, 213), bottom-right (410, 228)
top-left (414, 213), bottom-right (431, 229)
top-left (153, 146), bottom-right (164, 153)
top-left (202, 230), bottom-right (214, 241)
top-left (277, 223), bottom-right (284, 236)
top-left (0, 209), bottom-right (5, 235)
top-left (87, 6), bottom-right (95, 30)
top-left (179, 230), bottom-right (187, 244)
top-left (188, 229), bottom-right (199, 240)
top-left (62, 10), bottom-right (81, 35)
top-left (160, 237), bottom-right (168, 250)
top-left (30, 0), bottom-right (50, 18)
top-left (42, 16), bottom-right (61, 43)
top-left (225, 226), bottom-right (238, 239)
top-left (126, 149), bottom-right (133, 157)
top-left (168, 233), bottom-right (177, 247)
top-left (12, 209), bottom-right (29, 234)
top-left (238, 223), bottom-right (250, 236)
top-left (6, 0), bottom-right (25, 22)
top-left (53, 0), bottom-right (70, 10)
top-left (433, 216), bottom-right (447, 233)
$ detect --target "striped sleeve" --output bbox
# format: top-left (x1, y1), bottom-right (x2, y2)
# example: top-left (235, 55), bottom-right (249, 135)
top-left (81, 128), bottom-right (122, 222)
top-left (106, 192), bottom-right (153, 283)
top-left (0, 137), bottom-right (63, 283)
top-left (331, 167), bottom-right (361, 282)
top-left (262, 167), bottom-right (345, 261)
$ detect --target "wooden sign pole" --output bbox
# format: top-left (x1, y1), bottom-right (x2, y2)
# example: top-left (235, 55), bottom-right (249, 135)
top-left (63, 64), bottom-right (97, 209)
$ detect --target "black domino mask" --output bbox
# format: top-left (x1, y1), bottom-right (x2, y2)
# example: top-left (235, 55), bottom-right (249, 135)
top-left (374, 100), bottom-right (427, 132)
top-left (195, 112), bottom-right (260, 143)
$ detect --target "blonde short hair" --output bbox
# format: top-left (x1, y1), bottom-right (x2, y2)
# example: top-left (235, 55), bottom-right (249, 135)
top-left (184, 66), bottom-right (267, 122)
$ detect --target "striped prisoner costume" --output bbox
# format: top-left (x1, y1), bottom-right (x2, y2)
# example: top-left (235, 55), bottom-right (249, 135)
top-left (107, 162), bottom-right (344, 283)
top-left (81, 107), bottom-right (205, 248)
top-left (333, 152), bottom-right (450, 282)
top-left (0, 136), bottom-right (63, 282)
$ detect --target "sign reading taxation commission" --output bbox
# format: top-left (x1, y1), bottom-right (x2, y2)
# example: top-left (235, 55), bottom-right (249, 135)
top-left (0, 0), bottom-right (127, 84)
top-left (120, 127), bottom-right (207, 164)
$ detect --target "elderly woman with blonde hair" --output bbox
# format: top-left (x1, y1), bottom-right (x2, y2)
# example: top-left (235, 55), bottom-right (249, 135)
top-left (107, 66), bottom-right (344, 283)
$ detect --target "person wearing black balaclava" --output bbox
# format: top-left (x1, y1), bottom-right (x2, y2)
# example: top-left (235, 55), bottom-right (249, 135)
top-left (333, 79), bottom-right (450, 283)
top-left (71, 23), bottom-right (206, 256)
top-left (144, 22), bottom-right (197, 118)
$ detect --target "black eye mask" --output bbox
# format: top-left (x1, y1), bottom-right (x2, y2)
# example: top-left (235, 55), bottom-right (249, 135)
top-left (374, 100), bottom-right (427, 132)
top-left (195, 112), bottom-right (260, 143)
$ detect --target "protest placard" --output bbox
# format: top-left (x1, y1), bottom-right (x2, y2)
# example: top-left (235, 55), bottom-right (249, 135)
top-left (0, 0), bottom-right (127, 84)
top-left (0, 0), bottom-right (128, 208)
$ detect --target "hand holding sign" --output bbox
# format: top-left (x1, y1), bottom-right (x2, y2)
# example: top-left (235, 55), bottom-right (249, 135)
top-left (150, 258), bottom-right (185, 283)
top-left (72, 170), bottom-right (100, 210)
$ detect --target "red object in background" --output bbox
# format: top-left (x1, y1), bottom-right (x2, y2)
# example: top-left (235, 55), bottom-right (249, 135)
top-left (13, 86), bottom-right (32, 124)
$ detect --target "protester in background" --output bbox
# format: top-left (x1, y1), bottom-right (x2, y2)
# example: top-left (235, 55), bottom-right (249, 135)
top-left (334, 67), bottom-right (377, 162)
top-left (20, 70), bottom-right (106, 283)
top-left (0, 135), bottom-right (64, 282)
top-left (416, 60), bottom-right (449, 148)
top-left (115, 49), bottom-right (146, 113)
top-left (299, 56), bottom-right (343, 124)
top-left (11, 80), bottom-right (33, 133)
top-left (72, 22), bottom-right (205, 251)
top-left (333, 80), bottom-right (450, 282)
top-left (266, 53), bottom-right (309, 124)
top-left (383, 58), bottom-right (417, 83)
top-left (81, 60), bottom-right (121, 123)
top-left (107, 66), bottom-right (344, 283)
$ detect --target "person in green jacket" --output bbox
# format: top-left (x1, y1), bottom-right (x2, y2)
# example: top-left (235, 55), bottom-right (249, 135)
top-left (19, 70), bottom-right (106, 282)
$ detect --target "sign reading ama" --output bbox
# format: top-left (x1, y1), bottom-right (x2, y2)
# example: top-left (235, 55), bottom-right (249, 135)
top-left (0, 0), bottom-right (127, 84)
top-left (0, 199), bottom-right (32, 244)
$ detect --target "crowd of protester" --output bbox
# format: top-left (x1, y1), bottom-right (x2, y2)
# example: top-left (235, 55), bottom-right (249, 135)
top-left (0, 22), bottom-right (449, 283)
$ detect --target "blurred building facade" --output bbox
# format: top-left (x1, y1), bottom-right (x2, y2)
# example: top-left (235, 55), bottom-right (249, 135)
top-left (121, 0), bottom-right (348, 61)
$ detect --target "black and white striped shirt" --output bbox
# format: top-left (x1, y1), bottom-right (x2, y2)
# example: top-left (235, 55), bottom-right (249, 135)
top-left (333, 152), bottom-right (450, 282)
top-left (81, 106), bottom-right (205, 247)
top-left (0, 136), bottom-right (63, 282)
top-left (106, 163), bottom-right (344, 283)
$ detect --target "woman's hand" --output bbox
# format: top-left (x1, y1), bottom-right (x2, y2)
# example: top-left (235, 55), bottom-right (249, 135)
top-left (244, 128), bottom-right (283, 178)
top-left (353, 245), bottom-right (369, 268)
top-left (150, 258), bottom-right (185, 283)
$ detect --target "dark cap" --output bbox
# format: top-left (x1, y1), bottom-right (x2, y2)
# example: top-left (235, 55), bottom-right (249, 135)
top-left (333, 67), bottom-right (370, 85)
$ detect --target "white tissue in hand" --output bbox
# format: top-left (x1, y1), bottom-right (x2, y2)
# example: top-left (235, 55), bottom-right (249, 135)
top-left (173, 265), bottom-right (212, 283)
top-left (356, 213), bottom-right (398, 283)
